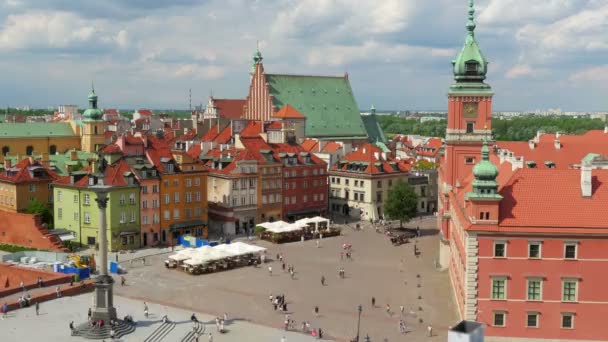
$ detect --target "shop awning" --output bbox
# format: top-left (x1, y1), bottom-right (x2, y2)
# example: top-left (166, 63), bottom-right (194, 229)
top-left (119, 231), bottom-right (139, 236)
top-left (47, 229), bottom-right (75, 241)
top-left (169, 220), bottom-right (206, 231)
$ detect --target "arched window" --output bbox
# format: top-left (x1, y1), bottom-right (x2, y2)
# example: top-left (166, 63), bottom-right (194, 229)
top-left (49, 145), bottom-right (57, 155)
top-left (26, 146), bottom-right (34, 156)
top-left (1, 146), bottom-right (9, 156)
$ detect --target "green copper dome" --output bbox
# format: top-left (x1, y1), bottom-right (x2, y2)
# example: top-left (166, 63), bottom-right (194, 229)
top-left (472, 139), bottom-right (498, 180)
top-left (452, 0), bottom-right (488, 83)
top-left (251, 47), bottom-right (263, 73)
top-left (83, 83), bottom-right (103, 121)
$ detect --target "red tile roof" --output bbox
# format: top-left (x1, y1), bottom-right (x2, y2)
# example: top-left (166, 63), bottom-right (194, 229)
top-left (104, 109), bottom-right (119, 115)
top-left (136, 109), bottom-right (153, 116)
top-left (201, 125), bottom-right (221, 142)
top-left (0, 158), bottom-right (58, 183)
top-left (212, 99), bottom-right (246, 120)
top-left (266, 121), bottom-right (283, 130)
top-left (496, 130), bottom-right (608, 169)
top-left (176, 128), bottom-right (198, 142)
top-left (322, 141), bottom-right (342, 153)
top-left (498, 169), bottom-right (608, 228)
top-left (417, 138), bottom-right (442, 157)
top-left (54, 159), bottom-right (134, 187)
top-left (100, 144), bottom-right (123, 154)
top-left (273, 104), bottom-right (306, 119)
top-left (187, 143), bottom-right (201, 159)
top-left (332, 143), bottom-right (411, 174)
top-left (240, 121), bottom-right (263, 138)
top-left (213, 126), bottom-right (232, 144)
top-left (301, 139), bottom-right (319, 152)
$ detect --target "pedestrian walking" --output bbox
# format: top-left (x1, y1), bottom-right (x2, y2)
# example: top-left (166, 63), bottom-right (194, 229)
top-left (1, 302), bottom-right (8, 320)
top-left (282, 262), bottom-right (286, 271)
top-left (88, 308), bottom-right (92, 319)
top-left (120, 276), bottom-right (126, 286)
top-left (281, 336), bottom-right (286, 342)
top-left (69, 321), bottom-right (74, 331)
top-left (316, 240), bottom-right (320, 248)
top-left (400, 305), bottom-right (404, 315)
top-left (20, 280), bottom-right (25, 292)
top-left (386, 304), bottom-right (391, 315)
top-left (268, 266), bottom-right (273, 276)
top-left (314, 306), bottom-right (319, 317)
top-left (321, 275), bottom-right (325, 286)
top-left (427, 325), bottom-right (433, 337)
top-left (144, 302), bottom-right (149, 318)
top-left (35, 302), bottom-right (39, 315)
top-left (56, 285), bottom-right (61, 298)
top-left (208, 332), bottom-right (213, 342)
top-left (110, 328), bottom-right (116, 339)
top-left (223, 313), bottom-right (228, 322)
top-left (416, 226), bottom-right (420, 237)
top-left (142, 257), bottom-right (146, 265)
top-left (371, 297), bottom-right (376, 307)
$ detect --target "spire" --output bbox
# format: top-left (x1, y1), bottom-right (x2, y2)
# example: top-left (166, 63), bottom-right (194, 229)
top-left (370, 104), bottom-right (376, 115)
top-left (467, 135), bottom-right (501, 200)
top-left (466, 0), bottom-right (476, 43)
top-left (251, 43), bottom-right (263, 74)
top-left (83, 83), bottom-right (102, 121)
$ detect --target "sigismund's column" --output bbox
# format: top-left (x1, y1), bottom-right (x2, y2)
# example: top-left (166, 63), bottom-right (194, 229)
top-left (90, 188), bottom-right (117, 322)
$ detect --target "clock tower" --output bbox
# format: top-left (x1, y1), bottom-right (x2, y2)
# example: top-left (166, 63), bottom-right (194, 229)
top-left (444, 0), bottom-right (494, 188)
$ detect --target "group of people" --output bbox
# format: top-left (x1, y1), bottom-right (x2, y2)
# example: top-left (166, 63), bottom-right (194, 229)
top-left (214, 314), bottom-right (228, 333)
top-left (270, 294), bottom-right (288, 312)
top-left (17, 293), bottom-right (32, 308)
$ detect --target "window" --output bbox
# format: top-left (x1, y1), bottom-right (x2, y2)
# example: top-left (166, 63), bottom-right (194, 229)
top-left (83, 193), bottom-right (90, 205)
top-left (152, 200), bottom-right (158, 208)
top-left (561, 313), bottom-right (574, 329)
top-left (142, 200), bottom-right (147, 209)
top-left (185, 208), bottom-right (191, 219)
top-left (529, 242), bottom-right (541, 259)
top-left (173, 179), bottom-right (178, 186)
top-left (128, 235), bottom-right (134, 244)
top-left (291, 196), bottom-right (296, 204)
top-left (292, 182), bottom-right (296, 189)
top-left (285, 182), bottom-right (289, 190)
top-left (119, 194), bottom-right (125, 205)
top-left (73, 195), bottom-right (78, 203)
top-left (285, 197), bottom-right (290, 205)
top-left (562, 279), bottom-right (578, 302)
top-left (185, 192), bottom-right (192, 203)
top-left (303, 181), bottom-right (308, 188)
top-left (26, 145), bottom-right (33, 156)
top-left (466, 122), bottom-right (474, 133)
top-left (354, 180), bottom-right (359, 187)
top-left (57, 191), bottom-right (62, 202)
top-left (250, 194), bottom-right (255, 204)
top-left (84, 212), bottom-right (90, 224)
top-left (249, 179), bottom-right (255, 188)
top-left (73, 212), bottom-right (78, 221)
top-left (388, 179), bottom-right (393, 186)
top-left (163, 210), bottom-right (170, 220)
top-left (303, 195), bottom-right (308, 203)
top-left (28, 184), bottom-right (36, 193)
top-left (377, 181), bottom-right (382, 188)
top-left (194, 208), bottom-right (201, 217)
top-left (194, 177), bottom-right (200, 186)
top-left (291, 170), bottom-right (296, 177)
top-left (57, 208), bottom-right (63, 220)
top-left (527, 279), bottom-right (542, 301)
top-left (186, 178), bottom-right (192, 187)
top-left (174, 193), bottom-right (180, 203)
top-left (195, 192), bottom-right (201, 202)
top-left (491, 277), bottom-right (507, 300)
top-left (564, 243), bottom-right (577, 259)
top-left (129, 193), bottom-right (135, 205)
top-left (320, 194), bottom-right (324, 201)
top-left (121, 236), bottom-right (128, 245)
top-left (130, 211), bottom-right (136, 222)
top-left (164, 194), bottom-right (170, 204)
top-left (376, 192), bottom-right (382, 202)
top-left (262, 195), bottom-right (267, 204)
top-left (142, 186), bottom-right (148, 194)
top-left (526, 313), bottom-right (539, 328)
top-left (465, 157), bottom-right (475, 165)
top-left (153, 213), bottom-right (160, 224)
top-left (87, 236), bottom-right (95, 245)
top-left (494, 241), bottom-right (506, 258)
top-left (163, 180), bottom-right (169, 187)
top-left (173, 209), bottom-right (180, 219)
top-left (143, 216), bottom-right (148, 225)
top-left (152, 185), bottom-right (159, 193)
top-left (120, 212), bottom-right (126, 223)
top-left (493, 312), bottom-right (505, 327)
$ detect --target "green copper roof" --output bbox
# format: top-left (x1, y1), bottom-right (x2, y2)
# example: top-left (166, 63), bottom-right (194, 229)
top-left (5, 150), bottom-right (96, 176)
top-left (0, 122), bottom-right (76, 138)
top-left (582, 153), bottom-right (600, 163)
top-left (83, 84), bottom-right (103, 121)
top-left (450, 0), bottom-right (493, 95)
top-left (361, 113), bottom-right (387, 144)
top-left (266, 74), bottom-right (367, 138)
top-left (374, 141), bottom-right (390, 153)
top-left (467, 137), bottom-right (501, 201)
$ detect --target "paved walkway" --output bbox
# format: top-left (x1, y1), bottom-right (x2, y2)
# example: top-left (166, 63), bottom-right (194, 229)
top-left (114, 217), bottom-right (457, 341)
top-left (0, 294), bottom-right (328, 342)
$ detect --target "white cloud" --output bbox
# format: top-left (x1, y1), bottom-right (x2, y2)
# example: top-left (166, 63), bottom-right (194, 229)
top-left (505, 64), bottom-right (546, 79)
top-left (569, 65), bottom-right (608, 82)
top-left (478, 0), bottom-right (578, 25)
top-left (0, 11), bottom-right (125, 51)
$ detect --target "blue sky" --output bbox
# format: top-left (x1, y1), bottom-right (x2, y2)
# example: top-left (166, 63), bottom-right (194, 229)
top-left (0, 0), bottom-right (606, 111)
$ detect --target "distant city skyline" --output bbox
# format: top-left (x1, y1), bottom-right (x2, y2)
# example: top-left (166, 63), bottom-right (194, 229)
top-left (0, 1), bottom-right (606, 111)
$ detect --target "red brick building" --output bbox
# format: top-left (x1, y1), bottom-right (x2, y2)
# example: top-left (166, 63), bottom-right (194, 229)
top-left (438, 2), bottom-right (608, 341)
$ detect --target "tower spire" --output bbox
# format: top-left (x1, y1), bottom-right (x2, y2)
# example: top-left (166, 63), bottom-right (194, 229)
top-left (91, 80), bottom-right (95, 94)
top-left (466, 0), bottom-right (476, 42)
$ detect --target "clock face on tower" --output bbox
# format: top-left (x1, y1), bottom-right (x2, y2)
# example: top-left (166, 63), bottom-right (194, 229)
top-left (463, 102), bottom-right (478, 118)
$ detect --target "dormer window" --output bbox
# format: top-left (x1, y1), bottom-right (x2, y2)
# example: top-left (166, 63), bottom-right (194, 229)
top-left (465, 61), bottom-right (479, 74)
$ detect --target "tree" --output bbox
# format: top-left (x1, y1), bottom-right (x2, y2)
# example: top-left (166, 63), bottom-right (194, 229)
top-left (384, 180), bottom-right (418, 228)
top-left (413, 159), bottom-right (438, 171)
top-left (26, 198), bottom-right (53, 227)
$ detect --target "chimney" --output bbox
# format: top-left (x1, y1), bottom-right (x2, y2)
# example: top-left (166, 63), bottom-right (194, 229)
top-left (528, 140), bottom-right (535, 150)
top-left (554, 139), bottom-right (561, 150)
top-left (604, 126), bottom-right (608, 134)
top-left (4, 159), bottom-right (11, 169)
top-left (535, 131), bottom-right (542, 143)
top-left (556, 131), bottom-right (560, 139)
top-left (362, 147), bottom-right (367, 154)
top-left (374, 152), bottom-right (380, 160)
top-left (581, 162), bottom-right (592, 197)
top-left (70, 150), bottom-right (78, 161)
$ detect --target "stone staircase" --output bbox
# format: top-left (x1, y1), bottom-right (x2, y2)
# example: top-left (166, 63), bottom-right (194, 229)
top-left (72, 320), bottom-right (136, 340)
top-left (143, 321), bottom-right (176, 342)
top-left (180, 321), bottom-right (205, 342)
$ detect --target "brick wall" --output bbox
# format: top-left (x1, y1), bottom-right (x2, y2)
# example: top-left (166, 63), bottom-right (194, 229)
top-left (0, 210), bottom-right (65, 251)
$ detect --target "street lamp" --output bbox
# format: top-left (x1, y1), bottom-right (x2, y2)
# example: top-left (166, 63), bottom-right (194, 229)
top-left (355, 304), bottom-right (363, 342)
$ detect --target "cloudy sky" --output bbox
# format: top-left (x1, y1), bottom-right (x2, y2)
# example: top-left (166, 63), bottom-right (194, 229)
top-left (0, 0), bottom-right (606, 111)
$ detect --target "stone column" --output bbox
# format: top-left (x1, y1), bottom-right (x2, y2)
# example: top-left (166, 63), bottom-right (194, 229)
top-left (91, 189), bottom-right (117, 322)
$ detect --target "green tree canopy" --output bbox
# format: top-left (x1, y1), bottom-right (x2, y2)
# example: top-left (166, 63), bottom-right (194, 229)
top-left (384, 180), bottom-right (418, 227)
top-left (26, 199), bottom-right (53, 227)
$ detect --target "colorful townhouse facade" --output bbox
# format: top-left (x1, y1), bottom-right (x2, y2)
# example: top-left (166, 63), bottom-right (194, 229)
top-left (53, 158), bottom-right (141, 251)
top-left (438, 2), bottom-right (608, 341)
top-left (0, 158), bottom-right (58, 213)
